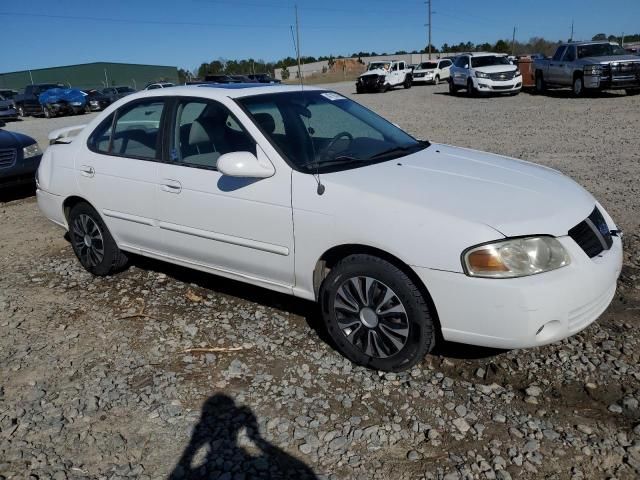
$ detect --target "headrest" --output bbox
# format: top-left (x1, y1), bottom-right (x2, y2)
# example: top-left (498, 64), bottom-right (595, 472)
top-left (188, 119), bottom-right (211, 145)
top-left (254, 112), bottom-right (275, 134)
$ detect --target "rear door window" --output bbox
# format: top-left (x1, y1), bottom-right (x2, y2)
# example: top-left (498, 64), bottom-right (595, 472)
top-left (552, 46), bottom-right (567, 61)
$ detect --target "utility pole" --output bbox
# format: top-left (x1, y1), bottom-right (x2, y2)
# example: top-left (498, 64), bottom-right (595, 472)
top-left (427, 0), bottom-right (432, 60)
top-left (295, 4), bottom-right (303, 86)
top-left (511, 26), bottom-right (516, 55)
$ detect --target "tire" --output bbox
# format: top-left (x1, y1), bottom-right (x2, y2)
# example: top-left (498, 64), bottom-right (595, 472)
top-left (434, 75), bottom-right (440, 85)
top-left (448, 79), bottom-right (458, 95)
top-left (44, 108), bottom-right (52, 119)
top-left (466, 78), bottom-right (476, 97)
top-left (404, 76), bottom-right (412, 89)
top-left (573, 75), bottom-right (585, 97)
top-left (356, 85), bottom-right (364, 94)
top-left (319, 254), bottom-right (436, 372)
top-left (626, 88), bottom-right (640, 96)
top-left (535, 72), bottom-right (545, 94)
top-left (68, 202), bottom-right (128, 276)
top-left (17, 105), bottom-right (25, 117)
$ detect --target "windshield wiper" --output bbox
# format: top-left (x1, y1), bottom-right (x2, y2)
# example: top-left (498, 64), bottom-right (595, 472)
top-left (305, 155), bottom-right (364, 170)
top-left (369, 142), bottom-right (428, 160)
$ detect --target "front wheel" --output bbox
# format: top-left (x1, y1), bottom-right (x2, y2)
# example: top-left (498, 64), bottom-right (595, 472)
top-left (467, 78), bottom-right (477, 97)
top-left (448, 79), bottom-right (458, 95)
top-left (68, 202), bottom-right (128, 276)
top-left (535, 73), bottom-right (545, 94)
top-left (404, 76), bottom-right (412, 89)
top-left (626, 88), bottom-right (640, 96)
top-left (17, 105), bottom-right (25, 117)
top-left (44, 107), bottom-right (53, 119)
top-left (434, 75), bottom-right (440, 85)
top-left (320, 254), bottom-right (436, 372)
top-left (573, 76), bottom-right (585, 97)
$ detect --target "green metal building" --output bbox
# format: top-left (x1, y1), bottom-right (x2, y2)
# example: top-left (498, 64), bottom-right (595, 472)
top-left (0, 62), bottom-right (179, 91)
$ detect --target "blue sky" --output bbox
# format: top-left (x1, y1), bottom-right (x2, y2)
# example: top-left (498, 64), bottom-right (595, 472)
top-left (2, 0), bottom-right (639, 72)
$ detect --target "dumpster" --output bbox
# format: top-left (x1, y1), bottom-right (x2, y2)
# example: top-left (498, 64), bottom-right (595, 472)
top-left (516, 56), bottom-right (535, 89)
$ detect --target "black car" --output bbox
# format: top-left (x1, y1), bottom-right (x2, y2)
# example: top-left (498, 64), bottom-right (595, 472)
top-left (247, 73), bottom-right (281, 84)
top-left (0, 120), bottom-right (42, 189)
top-left (203, 74), bottom-right (240, 83)
top-left (229, 75), bottom-right (257, 83)
top-left (101, 86), bottom-right (137, 103)
top-left (82, 89), bottom-right (111, 111)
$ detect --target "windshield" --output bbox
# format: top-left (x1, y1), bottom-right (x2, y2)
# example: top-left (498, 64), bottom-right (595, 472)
top-left (0, 91), bottom-right (16, 100)
top-left (368, 62), bottom-right (390, 71)
top-left (419, 62), bottom-right (438, 69)
top-left (471, 56), bottom-right (510, 68)
top-left (578, 43), bottom-right (627, 58)
top-left (237, 91), bottom-right (427, 173)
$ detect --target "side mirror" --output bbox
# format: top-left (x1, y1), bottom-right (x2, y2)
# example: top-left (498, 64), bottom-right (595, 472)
top-left (464, 64), bottom-right (469, 69)
top-left (217, 150), bottom-right (275, 178)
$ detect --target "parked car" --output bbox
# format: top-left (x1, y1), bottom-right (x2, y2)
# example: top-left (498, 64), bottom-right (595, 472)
top-left (449, 52), bottom-right (522, 96)
top-left (0, 94), bottom-right (18, 121)
top-left (356, 60), bottom-right (413, 93)
top-left (145, 82), bottom-right (175, 90)
top-left (39, 88), bottom-right (86, 118)
top-left (101, 86), bottom-right (137, 103)
top-left (37, 85), bottom-right (622, 372)
top-left (204, 74), bottom-right (240, 83)
top-left (533, 41), bottom-right (640, 96)
top-left (247, 73), bottom-right (281, 84)
top-left (230, 75), bottom-right (257, 83)
top-left (82, 89), bottom-right (111, 111)
top-left (412, 59), bottom-right (453, 84)
top-left (14, 83), bottom-right (64, 117)
top-left (0, 120), bottom-right (42, 188)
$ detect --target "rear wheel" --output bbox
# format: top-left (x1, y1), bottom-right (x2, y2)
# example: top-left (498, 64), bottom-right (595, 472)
top-left (44, 107), bottom-right (53, 119)
top-left (17, 105), bottom-right (25, 117)
top-left (68, 202), bottom-right (128, 276)
top-left (320, 254), bottom-right (436, 372)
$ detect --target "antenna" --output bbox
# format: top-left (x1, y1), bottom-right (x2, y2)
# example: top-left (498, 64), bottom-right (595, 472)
top-left (570, 20), bottom-right (574, 42)
top-left (295, 4), bottom-right (303, 87)
top-left (511, 26), bottom-right (516, 55)
top-left (424, 0), bottom-right (433, 60)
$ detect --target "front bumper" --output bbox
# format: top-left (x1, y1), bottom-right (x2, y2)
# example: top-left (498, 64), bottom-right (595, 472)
top-left (413, 73), bottom-right (436, 83)
top-left (474, 77), bottom-right (522, 93)
top-left (415, 235), bottom-right (622, 349)
top-left (0, 154), bottom-right (42, 188)
top-left (0, 108), bottom-right (18, 120)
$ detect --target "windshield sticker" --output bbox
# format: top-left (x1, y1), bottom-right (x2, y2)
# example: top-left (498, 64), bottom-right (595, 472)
top-left (321, 92), bottom-right (346, 101)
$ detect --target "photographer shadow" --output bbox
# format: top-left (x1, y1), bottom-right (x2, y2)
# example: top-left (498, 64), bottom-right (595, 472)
top-left (169, 394), bottom-right (319, 480)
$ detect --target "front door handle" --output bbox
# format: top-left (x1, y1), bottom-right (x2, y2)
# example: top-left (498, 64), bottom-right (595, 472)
top-left (79, 165), bottom-right (95, 177)
top-left (161, 179), bottom-right (182, 194)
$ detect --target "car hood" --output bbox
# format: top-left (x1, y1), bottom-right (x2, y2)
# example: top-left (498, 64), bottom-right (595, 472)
top-left (360, 69), bottom-right (387, 77)
top-left (473, 65), bottom-right (518, 74)
top-left (0, 128), bottom-right (35, 149)
top-left (582, 55), bottom-right (640, 64)
top-left (324, 144), bottom-right (594, 237)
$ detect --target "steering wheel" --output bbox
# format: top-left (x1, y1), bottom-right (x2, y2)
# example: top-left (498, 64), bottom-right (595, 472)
top-left (320, 131), bottom-right (354, 161)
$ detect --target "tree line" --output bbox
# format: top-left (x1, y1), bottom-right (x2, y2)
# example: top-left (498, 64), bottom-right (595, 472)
top-left (178, 32), bottom-right (639, 82)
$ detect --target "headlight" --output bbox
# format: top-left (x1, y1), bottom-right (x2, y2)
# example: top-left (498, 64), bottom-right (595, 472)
top-left (515, 69), bottom-right (522, 77)
top-left (475, 71), bottom-right (490, 79)
top-left (23, 143), bottom-right (42, 159)
top-left (583, 65), bottom-right (602, 76)
top-left (463, 236), bottom-right (570, 278)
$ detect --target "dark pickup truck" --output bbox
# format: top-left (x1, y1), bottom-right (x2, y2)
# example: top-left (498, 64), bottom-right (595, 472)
top-left (14, 83), bottom-right (64, 117)
top-left (533, 41), bottom-right (640, 96)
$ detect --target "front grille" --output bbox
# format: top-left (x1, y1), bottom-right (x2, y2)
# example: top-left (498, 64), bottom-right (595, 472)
top-left (568, 207), bottom-right (613, 258)
top-left (489, 71), bottom-right (516, 81)
top-left (492, 85), bottom-right (513, 90)
top-left (0, 148), bottom-right (17, 168)
top-left (361, 75), bottom-right (380, 87)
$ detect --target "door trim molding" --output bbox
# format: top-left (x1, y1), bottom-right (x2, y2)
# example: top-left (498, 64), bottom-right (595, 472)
top-left (158, 221), bottom-right (290, 256)
top-left (102, 209), bottom-right (155, 226)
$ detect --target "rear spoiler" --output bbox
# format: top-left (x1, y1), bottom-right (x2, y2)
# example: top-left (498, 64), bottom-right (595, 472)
top-left (48, 124), bottom-right (87, 145)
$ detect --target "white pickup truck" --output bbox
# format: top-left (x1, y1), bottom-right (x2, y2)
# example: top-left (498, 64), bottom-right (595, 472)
top-left (356, 61), bottom-right (413, 93)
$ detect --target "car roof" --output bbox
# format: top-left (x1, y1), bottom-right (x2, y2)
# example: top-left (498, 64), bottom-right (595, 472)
top-left (117, 84), bottom-right (324, 102)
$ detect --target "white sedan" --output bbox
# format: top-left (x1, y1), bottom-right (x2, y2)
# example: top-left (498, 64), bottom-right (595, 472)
top-left (37, 85), bottom-right (622, 371)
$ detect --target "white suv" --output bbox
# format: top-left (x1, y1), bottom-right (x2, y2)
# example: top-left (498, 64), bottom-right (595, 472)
top-left (449, 52), bottom-right (522, 96)
top-left (412, 59), bottom-right (453, 84)
top-left (37, 85), bottom-right (621, 372)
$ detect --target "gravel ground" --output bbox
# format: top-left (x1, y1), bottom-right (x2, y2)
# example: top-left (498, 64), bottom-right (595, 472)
top-left (1, 84), bottom-right (639, 480)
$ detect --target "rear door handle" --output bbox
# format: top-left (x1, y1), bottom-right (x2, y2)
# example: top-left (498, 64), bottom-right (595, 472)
top-left (79, 165), bottom-right (95, 177)
top-left (161, 179), bottom-right (182, 194)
